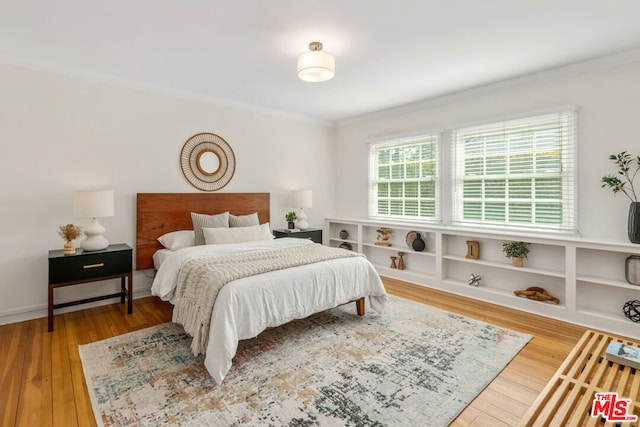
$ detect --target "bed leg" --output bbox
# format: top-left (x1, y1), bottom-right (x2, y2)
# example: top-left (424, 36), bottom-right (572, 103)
top-left (355, 297), bottom-right (365, 316)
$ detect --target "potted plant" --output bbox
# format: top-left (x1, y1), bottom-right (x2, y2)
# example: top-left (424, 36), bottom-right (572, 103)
top-left (285, 211), bottom-right (297, 229)
top-left (58, 224), bottom-right (82, 255)
top-left (502, 241), bottom-right (530, 267)
top-left (601, 151), bottom-right (640, 243)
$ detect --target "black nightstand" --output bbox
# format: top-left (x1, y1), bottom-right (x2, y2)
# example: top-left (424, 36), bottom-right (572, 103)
top-left (48, 243), bottom-right (133, 331)
top-left (273, 228), bottom-right (323, 244)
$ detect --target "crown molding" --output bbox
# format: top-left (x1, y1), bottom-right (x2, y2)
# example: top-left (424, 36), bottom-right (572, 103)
top-left (0, 56), bottom-right (332, 127)
top-left (336, 48), bottom-right (640, 127)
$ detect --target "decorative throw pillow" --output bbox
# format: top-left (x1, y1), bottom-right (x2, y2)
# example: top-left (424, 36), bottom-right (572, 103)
top-left (157, 230), bottom-right (195, 250)
top-left (229, 212), bottom-right (259, 227)
top-left (203, 223), bottom-right (274, 245)
top-left (191, 212), bottom-right (230, 245)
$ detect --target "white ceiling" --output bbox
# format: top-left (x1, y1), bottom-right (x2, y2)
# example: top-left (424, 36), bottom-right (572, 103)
top-left (2, 1), bottom-right (640, 123)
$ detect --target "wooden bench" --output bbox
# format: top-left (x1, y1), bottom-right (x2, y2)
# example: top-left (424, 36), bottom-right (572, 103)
top-left (519, 330), bottom-right (639, 426)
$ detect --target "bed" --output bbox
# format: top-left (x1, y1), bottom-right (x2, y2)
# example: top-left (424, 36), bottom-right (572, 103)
top-left (136, 193), bottom-right (387, 384)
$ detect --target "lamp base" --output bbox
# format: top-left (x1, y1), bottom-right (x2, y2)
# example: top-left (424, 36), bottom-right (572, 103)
top-left (295, 208), bottom-right (309, 230)
top-left (81, 218), bottom-right (109, 251)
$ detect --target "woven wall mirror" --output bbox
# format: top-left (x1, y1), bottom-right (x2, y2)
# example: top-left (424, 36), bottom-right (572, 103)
top-left (180, 133), bottom-right (236, 191)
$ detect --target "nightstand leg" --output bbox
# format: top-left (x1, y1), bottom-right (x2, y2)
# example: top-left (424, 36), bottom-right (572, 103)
top-left (48, 285), bottom-right (54, 332)
top-left (127, 273), bottom-right (133, 314)
top-left (120, 277), bottom-right (126, 304)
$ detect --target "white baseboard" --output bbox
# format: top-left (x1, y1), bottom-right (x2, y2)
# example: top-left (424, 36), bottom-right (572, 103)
top-left (0, 287), bottom-right (153, 326)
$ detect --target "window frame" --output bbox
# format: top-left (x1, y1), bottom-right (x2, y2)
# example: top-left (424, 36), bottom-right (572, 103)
top-left (368, 133), bottom-right (441, 222)
top-left (450, 110), bottom-right (577, 233)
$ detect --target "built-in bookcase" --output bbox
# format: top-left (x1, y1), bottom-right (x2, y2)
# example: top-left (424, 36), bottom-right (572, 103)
top-left (326, 217), bottom-right (640, 338)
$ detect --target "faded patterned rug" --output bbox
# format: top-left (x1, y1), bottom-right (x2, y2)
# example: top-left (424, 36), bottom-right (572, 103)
top-left (79, 296), bottom-right (531, 426)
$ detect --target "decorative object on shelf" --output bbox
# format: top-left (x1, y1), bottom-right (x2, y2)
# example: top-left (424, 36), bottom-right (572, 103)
top-left (74, 190), bottom-right (114, 251)
top-left (514, 287), bottom-right (559, 304)
top-left (601, 151), bottom-right (640, 243)
top-left (397, 252), bottom-right (405, 270)
top-left (180, 133), bottom-right (236, 191)
top-left (623, 300), bottom-right (640, 322)
top-left (58, 223), bottom-right (82, 255)
top-left (285, 211), bottom-right (297, 229)
top-left (626, 255), bottom-right (640, 285)
top-left (466, 241), bottom-right (480, 259)
top-left (502, 241), bottom-right (530, 267)
top-left (339, 229), bottom-right (349, 239)
top-left (291, 190), bottom-right (312, 230)
top-left (390, 256), bottom-right (397, 269)
top-left (468, 274), bottom-right (481, 287)
top-left (338, 242), bottom-right (352, 251)
top-left (405, 231), bottom-right (425, 251)
top-left (629, 202), bottom-right (640, 244)
top-left (375, 227), bottom-right (393, 246)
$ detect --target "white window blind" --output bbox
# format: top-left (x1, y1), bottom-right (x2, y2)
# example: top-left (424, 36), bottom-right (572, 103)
top-left (369, 133), bottom-right (440, 221)
top-left (451, 111), bottom-right (576, 232)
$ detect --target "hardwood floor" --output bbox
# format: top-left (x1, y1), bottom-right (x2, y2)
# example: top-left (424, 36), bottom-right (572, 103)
top-left (1, 277), bottom-right (595, 426)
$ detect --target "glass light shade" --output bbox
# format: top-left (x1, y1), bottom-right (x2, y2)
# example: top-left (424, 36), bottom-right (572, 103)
top-left (297, 50), bottom-right (335, 82)
top-left (291, 190), bottom-right (312, 208)
top-left (74, 190), bottom-right (114, 218)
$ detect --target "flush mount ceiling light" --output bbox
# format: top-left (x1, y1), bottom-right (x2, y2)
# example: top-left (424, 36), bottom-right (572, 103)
top-left (297, 41), bottom-right (335, 82)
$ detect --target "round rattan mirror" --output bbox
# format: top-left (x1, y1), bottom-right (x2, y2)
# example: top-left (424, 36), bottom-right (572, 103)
top-left (180, 133), bottom-right (236, 191)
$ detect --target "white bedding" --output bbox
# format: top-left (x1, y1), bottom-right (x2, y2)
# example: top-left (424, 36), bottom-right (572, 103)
top-left (152, 248), bottom-right (173, 270)
top-left (151, 238), bottom-right (387, 384)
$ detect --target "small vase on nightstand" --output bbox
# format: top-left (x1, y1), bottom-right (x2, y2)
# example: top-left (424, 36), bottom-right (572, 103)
top-left (63, 241), bottom-right (76, 255)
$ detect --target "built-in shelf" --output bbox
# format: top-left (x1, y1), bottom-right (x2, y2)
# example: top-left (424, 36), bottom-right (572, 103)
top-left (325, 217), bottom-right (640, 338)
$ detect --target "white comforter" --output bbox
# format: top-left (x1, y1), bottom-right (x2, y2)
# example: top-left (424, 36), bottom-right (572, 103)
top-left (151, 238), bottom-right (387, 384)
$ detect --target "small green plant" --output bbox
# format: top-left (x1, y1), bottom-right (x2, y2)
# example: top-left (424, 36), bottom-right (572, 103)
top-left (601, 151), bottom-right (639, 202)
top-left (502, 241), bottom-right (530, 259)
top-left (285, 211), bottom-right (297, 222)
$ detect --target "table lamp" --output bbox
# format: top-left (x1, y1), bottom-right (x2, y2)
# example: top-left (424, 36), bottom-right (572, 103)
top-left (74, 190), bottom-right (114, 251)
top-left (291, 190), bottom-right (312, 230)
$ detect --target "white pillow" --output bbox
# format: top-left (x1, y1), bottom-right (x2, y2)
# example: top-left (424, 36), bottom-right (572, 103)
top-left (157, 230), bottom-right (195, 250)
top-left (203, 223), bottom-right (274, 245)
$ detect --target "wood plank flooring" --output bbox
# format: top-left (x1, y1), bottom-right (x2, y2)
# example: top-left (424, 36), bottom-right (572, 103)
top-left (0, 277), bottom-right (597, 426)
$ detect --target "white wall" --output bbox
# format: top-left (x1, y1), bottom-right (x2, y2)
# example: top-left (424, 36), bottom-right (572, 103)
top-left (333, 59), bottom-right (640, 243)
top-left (0, 63), bottom-right (335, 324)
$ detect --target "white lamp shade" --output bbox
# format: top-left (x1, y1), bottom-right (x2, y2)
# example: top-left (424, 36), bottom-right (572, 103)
top-left (297, 50), bottom-right (335, 82)
top-left (74, 190), bottom-right (114, 218)
top-left (291, 190), bottom-right (312, 208)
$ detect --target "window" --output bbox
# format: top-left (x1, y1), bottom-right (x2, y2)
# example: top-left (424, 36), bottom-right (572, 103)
top-left (451, 111), bottom-right (576, 232)
top-left (369, 134), bottom-right (439, 220)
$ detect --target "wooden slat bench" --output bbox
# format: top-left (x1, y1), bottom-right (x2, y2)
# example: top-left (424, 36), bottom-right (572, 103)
top-left (519, 330), bottom-right (640, 426)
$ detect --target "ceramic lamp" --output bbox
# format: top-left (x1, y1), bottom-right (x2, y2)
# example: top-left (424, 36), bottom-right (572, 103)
top-left (291, 190), bottom-right (312, 230)
top-left (74, 190), bottom-right (114, 251)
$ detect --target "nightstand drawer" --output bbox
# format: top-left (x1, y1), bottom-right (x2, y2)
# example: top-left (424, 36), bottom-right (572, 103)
top-left (273, 228), bottom-right (322, 244)
top-left (48, 248), bottom-right (132, 284)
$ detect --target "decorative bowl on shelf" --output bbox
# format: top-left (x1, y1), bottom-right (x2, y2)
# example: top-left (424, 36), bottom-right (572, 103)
top-left (339, 242), bottom-right (353, 251)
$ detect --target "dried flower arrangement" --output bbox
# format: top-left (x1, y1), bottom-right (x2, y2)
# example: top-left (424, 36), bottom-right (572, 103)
top-left (58, 224), bottom-right (82, 242)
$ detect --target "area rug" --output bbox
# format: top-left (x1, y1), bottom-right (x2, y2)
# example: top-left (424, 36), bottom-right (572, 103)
top-left (79, 295), bottom-right (532, 426)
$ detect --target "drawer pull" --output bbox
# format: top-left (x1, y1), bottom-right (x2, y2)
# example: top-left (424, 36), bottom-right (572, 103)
top-left (83, 263), bottom-right (105, 269)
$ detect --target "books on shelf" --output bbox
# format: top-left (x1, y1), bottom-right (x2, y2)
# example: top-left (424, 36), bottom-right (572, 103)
top-left (605, 341), bottom-right (640, 369)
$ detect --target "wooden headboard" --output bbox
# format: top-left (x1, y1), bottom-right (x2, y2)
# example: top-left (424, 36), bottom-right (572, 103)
top-left (136, 193), bottom-right (270, 270)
